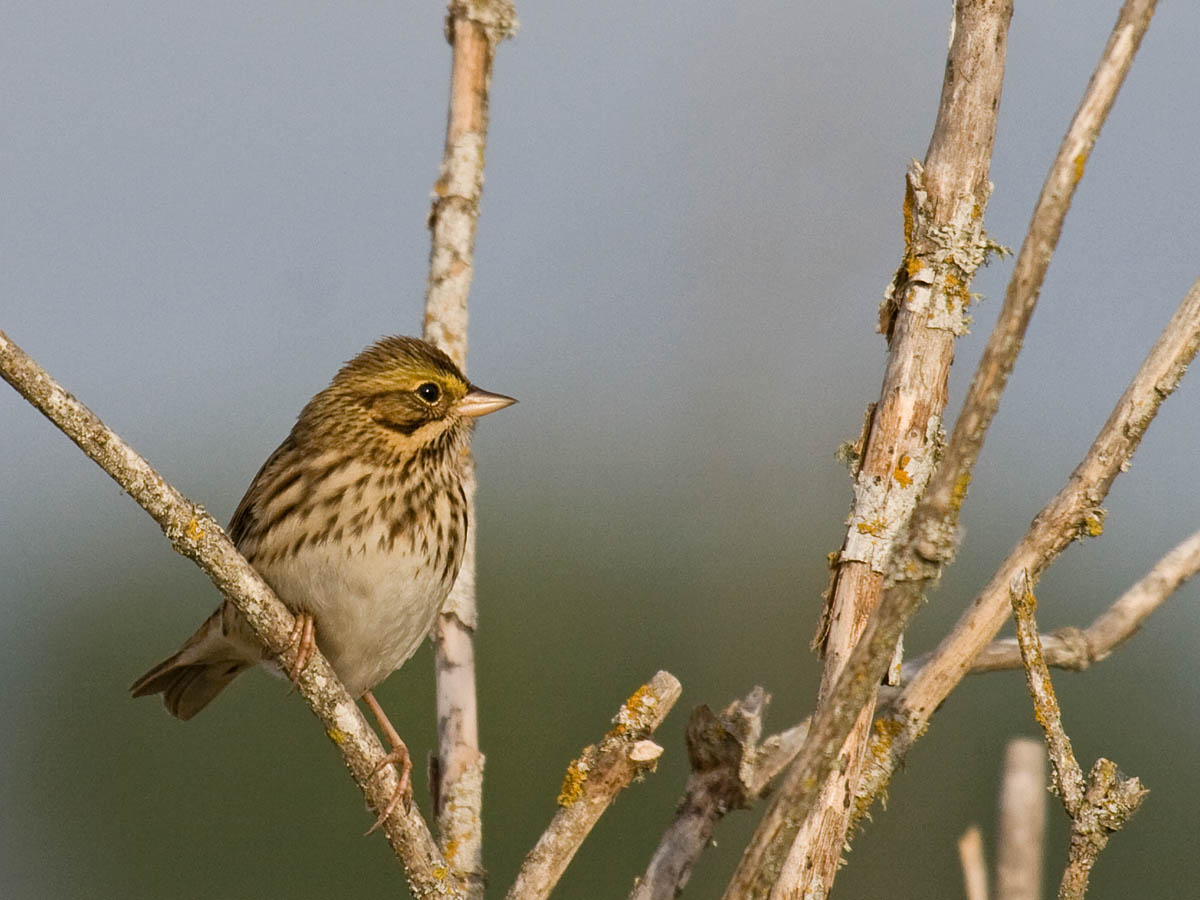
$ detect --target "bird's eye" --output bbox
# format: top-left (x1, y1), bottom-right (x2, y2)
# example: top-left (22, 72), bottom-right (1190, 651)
top-left (416, 382), bottom-right (441, 404)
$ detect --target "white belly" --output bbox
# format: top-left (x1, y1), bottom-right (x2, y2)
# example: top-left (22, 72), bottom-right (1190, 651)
top-left (256, 523), bottom-right (456, 697)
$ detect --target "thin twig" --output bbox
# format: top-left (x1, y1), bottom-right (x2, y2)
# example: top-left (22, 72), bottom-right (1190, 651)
top-left (1010, 576), bottom-right (1148, 900)
top-left (421, 0), bottom-right (517, 890)
top-left (994, 738), bottom-right (1046, 900)
top-left (0, 328), bottom-right (460, 898)
top-left (505, 672), bottom-right (682, 900)
top-left (858, 270), bottom-right (1199, 813)
top-left (629, 689), bottom-right (808, 900)
top-left (902, 526), bottom-right (1200, 677)
top-left (959, 825), bottom-right (989, 900)
top-left (759, 1), bottom-right (1015, 894)
top-left (1011, 574), bottom-right (1085, 810)
top-left (729, 5), bottom-right (1159, 896)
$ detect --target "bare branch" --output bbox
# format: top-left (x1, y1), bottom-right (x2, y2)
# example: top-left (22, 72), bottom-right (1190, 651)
top-left (994, 738), bottom-right (1046, 900)
top-left (728, 5), bottom-right (1162, 895)
top-left (859, 270), bottom-right (1200, 811)
top-left (630, 689), bottom-right (808, 900)
top-left (0, 328), bottom-right (460, 897)
top-left (421, 0), bottom-right (517, 890)
top-left (903, 526), bottom-right (1200, 677)
top-left (423, 0), bottom-right (517, 370)
top-left (506, 672), bottom-right (682, 900)
top-left (1058, 759), bottom-right (1148, 900)
top-left (1011, 574), bottom-right (1086, 810)
top-left (1010, 578), bottom-right (1148, 900)
top-left (959, 825), bottom-right (989, 900)
top-left (761, 0), bottom-right (1015, 894)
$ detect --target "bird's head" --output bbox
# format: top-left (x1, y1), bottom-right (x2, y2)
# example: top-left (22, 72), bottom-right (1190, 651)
top-left (299, 336), bottom-right (515, 461)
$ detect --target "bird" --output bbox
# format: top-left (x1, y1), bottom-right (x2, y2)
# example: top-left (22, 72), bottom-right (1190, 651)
top-left (131, 335), bottom-right (514, 822)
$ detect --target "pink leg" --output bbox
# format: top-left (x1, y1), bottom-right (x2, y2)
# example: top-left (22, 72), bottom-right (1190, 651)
top-left (285, 612), bottom-right (316, 683)
top-left (362, 690), bottom-right (413, 834)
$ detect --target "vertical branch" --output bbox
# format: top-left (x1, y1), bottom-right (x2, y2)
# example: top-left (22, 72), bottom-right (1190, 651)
top-left (958, 826), bottom-right (990, 900)
top-left (421, 0), bottom-right (517, 893)
top-left (995, 739), bottom-right (1046, 900)
top-left (731, 1), bottom-right (1013, 896)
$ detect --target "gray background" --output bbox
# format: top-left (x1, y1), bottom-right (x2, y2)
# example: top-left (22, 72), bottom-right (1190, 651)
top-left (2, 2), bottom-right (1198, 897)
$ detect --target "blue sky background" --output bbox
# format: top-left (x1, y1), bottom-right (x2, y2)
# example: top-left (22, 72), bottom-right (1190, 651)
top-left (2, 2), bottom-right (1198, 897)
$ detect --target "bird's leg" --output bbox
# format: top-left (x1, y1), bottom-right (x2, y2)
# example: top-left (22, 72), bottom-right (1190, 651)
top-left (362, 690), bottom-right (413, 834)
top-left (285, 612), bottom-right (316, 683)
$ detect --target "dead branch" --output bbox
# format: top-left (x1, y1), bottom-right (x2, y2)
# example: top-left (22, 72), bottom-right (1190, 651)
top-left (505, 671), bottom-right (681, 900)
top-left (727, 5), bottom-right (1162, 896)
top-left (1010, 576), bottom-right (1148, 900)
top-left (859, 268), bottom-right (1198, 813)
top-left (630, 689), bottom-right (807, 900)
top-left (994, 738), bottom-right (1046, 900)
top-left (902, 526), bottom-right (1200, 677)
top-left (959, 825), bottom-right (989, 900)
top-left (745, 1), bottom-right (1015, 894)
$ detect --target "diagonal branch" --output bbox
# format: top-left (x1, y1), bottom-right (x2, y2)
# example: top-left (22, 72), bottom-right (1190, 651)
top-left (505, 672), bottom-right (682, 900)
top-left (729, 3), bottom-right (1159, 895)
top-left (1010, 574), bottom-right (1085, 810)
top-left (0, 328), bottom-right (461, 898)
top-left (902, 526), bottom-right (1200, 677)
top-left (859, 267), bottom-right (1199, 819)
top-left (420, 1), bottom-right (516, 892)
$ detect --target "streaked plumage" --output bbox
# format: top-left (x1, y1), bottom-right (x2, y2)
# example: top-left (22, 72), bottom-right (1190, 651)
top-left (131, 335), bottom-right (514, 719)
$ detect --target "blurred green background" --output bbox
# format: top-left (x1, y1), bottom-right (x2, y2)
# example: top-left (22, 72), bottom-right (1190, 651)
top-left (2, 2), bottom-right (1199, 897)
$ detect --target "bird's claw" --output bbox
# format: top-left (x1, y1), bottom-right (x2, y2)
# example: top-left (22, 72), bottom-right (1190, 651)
top-left (365, 742), bottom-right (413, 835)
top-left (285, 612), bottom-right (316, 684)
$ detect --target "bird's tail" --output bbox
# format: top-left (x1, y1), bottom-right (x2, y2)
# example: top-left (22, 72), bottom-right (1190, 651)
top-left (130, 605), bottom-right (259, 720)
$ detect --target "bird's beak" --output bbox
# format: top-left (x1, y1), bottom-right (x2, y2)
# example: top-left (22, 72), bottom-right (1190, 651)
top-left (458, 387), bottom-right (517, 418)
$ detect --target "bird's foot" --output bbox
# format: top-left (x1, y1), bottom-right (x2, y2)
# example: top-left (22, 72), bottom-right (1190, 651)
top-left (362, 690), bottom-right (414, 834)
top-left (284, 612), bottom-right (316, 684)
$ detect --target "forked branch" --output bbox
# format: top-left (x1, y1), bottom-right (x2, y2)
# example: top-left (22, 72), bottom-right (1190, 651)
top-left (902, 527), bottom-right (1200, 677)
top-left (729, 4), bottom-right (1161, 895)
top-left (1010, 575), bottom-right (1147, 899)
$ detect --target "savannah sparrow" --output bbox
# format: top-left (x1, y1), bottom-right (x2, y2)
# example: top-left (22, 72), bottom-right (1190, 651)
top-left (131, 335), bottom-right (514, 815)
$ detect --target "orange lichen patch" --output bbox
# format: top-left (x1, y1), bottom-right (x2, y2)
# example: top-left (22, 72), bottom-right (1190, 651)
top-left (1082, 515), bottom-right (1104, 538)
top-left (856, 517), bottom-right (887, 536)
top-left (905, 256), bottom-right (924, 279)
top-left (557, 756), bottom-right (590, 807)
top-left (185, 517), bottom-right (204, 542)
top-left (1014, 587), bottom-right (1038, 615)
top-left (869, 716), bottom-right (904, 757)
top-left (892, 455), bottom-right (913, 487)
top-left (950, 470), bottom-right (972, 512)
top-left (326, 728), bottom-right (348, 744)
top-left (942, 271), bottom-right (970, 310)
top-left (611, 683), bottom-right (656, 736)
top-left (1072, 151), bottom-right (1088, 184)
